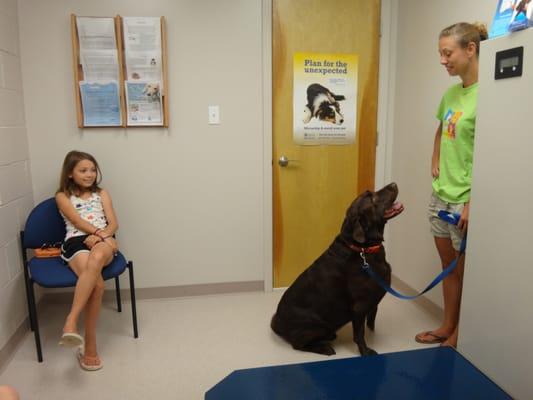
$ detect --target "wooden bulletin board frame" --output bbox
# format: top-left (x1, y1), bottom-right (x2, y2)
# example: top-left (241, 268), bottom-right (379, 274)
top-left (71, 14), bottom-right (169, 128)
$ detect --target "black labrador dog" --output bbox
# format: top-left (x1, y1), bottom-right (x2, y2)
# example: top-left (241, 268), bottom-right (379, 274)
top-left (271, 183), bottom-right (404, 356)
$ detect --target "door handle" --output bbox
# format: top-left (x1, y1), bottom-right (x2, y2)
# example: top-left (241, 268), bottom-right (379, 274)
top-left (278, 155), bottom-right (298, 167)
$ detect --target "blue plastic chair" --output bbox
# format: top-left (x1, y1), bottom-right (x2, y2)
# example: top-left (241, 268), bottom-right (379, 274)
top-left (20, 198), bottom-right (139, 362)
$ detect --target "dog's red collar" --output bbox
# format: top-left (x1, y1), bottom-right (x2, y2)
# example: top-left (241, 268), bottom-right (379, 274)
top-left (340, 237), bottom-right (382, 254)
top-left (348, 243), bottom-right (382, 254)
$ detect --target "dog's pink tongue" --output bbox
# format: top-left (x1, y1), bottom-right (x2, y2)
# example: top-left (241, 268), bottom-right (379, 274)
top-left (384, 202), bottom-right (404, 219)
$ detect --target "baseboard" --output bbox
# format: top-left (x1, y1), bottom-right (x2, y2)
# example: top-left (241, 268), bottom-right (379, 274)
top-left (44, 280), bottom-right (265, 304)
top-left (0, 318), bottom-right (30, 374)
top-left (391, 274), bottom-right (443, 317)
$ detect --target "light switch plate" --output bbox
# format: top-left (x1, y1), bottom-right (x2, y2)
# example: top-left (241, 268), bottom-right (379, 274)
top-left (208, 105), bottom-right (220, 124)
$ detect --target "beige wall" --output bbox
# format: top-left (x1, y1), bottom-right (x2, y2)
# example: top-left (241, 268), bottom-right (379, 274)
top-left (4, 0), bottom-right (518, 374)
top-left (18, 0), bottom-right (267, 289)
top-left (386, 0), bottom-right (494, 305)
top-left (459, 29), bottom-right (533, 399)
top-left (0, 0), bottom-right (34, 349)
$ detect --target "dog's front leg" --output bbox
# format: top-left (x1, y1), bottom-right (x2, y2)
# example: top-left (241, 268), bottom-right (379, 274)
top-left (352, 314), bottom-right (377, 356)
top-left (366, 305), bottom-right (378, 331)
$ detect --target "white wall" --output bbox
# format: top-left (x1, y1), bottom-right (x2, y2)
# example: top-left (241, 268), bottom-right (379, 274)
top-left (18, 0), bottom-right (267, 289)
top-left (459, 29), bottom-right (533, 400)
top-left (387, 0), bottom-right (494, 305)
top-left (0, 0), bottom-right (34, 349)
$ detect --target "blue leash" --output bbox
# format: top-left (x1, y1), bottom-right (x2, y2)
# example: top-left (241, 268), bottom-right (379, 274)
top-left (362, 211), bottom-right (466, 300)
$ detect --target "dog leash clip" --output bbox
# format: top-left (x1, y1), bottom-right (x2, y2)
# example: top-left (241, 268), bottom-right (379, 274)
top-left (360, 251), bottom-right (369, 269)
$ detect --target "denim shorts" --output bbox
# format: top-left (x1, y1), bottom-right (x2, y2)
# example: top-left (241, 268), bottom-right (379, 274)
top-left (428, 191), bottom-right (465, 251)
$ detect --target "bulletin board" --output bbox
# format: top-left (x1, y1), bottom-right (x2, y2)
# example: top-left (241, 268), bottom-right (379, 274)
top-left (71, 14), bottom-right (169, 128)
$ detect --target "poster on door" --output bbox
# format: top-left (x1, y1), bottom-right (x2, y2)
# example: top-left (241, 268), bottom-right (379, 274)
top-left (293, 52), bottom-right (358, 145)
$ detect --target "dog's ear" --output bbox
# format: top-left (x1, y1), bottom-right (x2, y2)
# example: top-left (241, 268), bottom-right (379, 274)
top-left (352, 217), bottom-right (366, 243)
top-left (303, 106), bottom-right (312, 123)
top-left (345, 192), bottom-right (372, 243)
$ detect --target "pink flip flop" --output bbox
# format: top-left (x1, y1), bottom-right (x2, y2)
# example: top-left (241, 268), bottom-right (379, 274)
top-left (76, 348), bottom-right (103, 371)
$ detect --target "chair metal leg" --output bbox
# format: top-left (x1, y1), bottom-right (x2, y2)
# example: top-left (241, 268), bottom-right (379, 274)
top-left (28, 281), bottom-right (43, 362)
top-left (20, 232), bottom-right (35, 332)
top-left (128, 261), bottom-right (139, 338)
top-left (115, 276), bottom-right (122, 312)
top-left (23, 271), bottom-right (35, 332)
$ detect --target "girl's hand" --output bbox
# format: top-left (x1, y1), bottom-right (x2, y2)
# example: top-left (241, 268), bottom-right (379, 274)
top-left (431, 157), bottom-right (440, 178)
top-left (84, 235), bottom-right (102, 249)
top-left (103, 237), bottom-right (119, 253)
top-left (458, 203), bottom-right (469, 234)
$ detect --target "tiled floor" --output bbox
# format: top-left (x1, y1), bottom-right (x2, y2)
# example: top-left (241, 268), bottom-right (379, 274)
top-left (0, 290), bottom-right (441, 399)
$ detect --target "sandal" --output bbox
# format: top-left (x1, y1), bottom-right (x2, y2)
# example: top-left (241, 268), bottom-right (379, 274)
top-left (76, 348), bottom-right (103, 371)
top-left (59, 332), bottom-right (84, 348)
top-left (415, 331), bottom-right (448, 344)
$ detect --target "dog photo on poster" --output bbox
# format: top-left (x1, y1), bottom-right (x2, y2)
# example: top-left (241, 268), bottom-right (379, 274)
top-left (293, 52), bottom-right (358, 145)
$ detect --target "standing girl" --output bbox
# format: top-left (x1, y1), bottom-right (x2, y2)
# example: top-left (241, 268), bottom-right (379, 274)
top-left (415, 22), bottom-right (487, 348)
top-left (56, 150), bottom-right (119, 370)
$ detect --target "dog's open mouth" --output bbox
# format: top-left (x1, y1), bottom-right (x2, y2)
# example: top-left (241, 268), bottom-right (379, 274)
top-left (384, 201), bottom-right (404, 220)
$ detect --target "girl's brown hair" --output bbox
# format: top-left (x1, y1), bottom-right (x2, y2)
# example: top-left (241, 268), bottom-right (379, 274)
top-left (57, 150), bottom-right (102, 196)
top-left (440, 22), bottom-right (489, 55)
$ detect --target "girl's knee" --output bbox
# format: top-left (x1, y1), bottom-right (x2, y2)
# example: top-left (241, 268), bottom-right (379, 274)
top-left (89, 246), bottom-right (111, 266)
top-left (94, 278), bottom-right (105, 292)
top-left (0, 386), bottom-right (20, 400)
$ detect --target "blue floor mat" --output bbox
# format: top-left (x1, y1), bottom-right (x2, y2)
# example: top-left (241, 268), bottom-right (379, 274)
top-left (206, 347), bottom-right (512, 400)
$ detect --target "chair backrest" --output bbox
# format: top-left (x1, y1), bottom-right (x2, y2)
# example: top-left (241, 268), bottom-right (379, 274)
top-left (22, 198), bottom-right (66, 249)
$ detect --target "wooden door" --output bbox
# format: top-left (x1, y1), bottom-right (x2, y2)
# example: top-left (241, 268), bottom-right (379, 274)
top-left (273, 0), bottom-right (381, 287)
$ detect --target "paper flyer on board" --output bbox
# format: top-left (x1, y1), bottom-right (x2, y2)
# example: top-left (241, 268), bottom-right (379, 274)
top-left (76, 17), bottom-right (117, 50)
top-left (490, 0), bottom-right (533, 38)
top-left (79, 50), bottom-right (120, 81)
top-left (293, 53), bottom-right (358, 145)
top-left (76, 17), bottom-right (120, 82)
top-left (79, 81), bottom-right (121, 126)
top-left (125, 81), bottom-right (163, 126)
top-left (123, 17), bottom-right (163, 86)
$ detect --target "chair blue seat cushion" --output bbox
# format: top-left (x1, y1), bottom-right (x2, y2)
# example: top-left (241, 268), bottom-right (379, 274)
top-left (28, 251), bottom-right (128, 288)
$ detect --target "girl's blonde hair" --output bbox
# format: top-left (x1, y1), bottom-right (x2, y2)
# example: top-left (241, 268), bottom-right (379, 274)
top-left (57, 150), bottom-right (102, 196)
top-left (440, 22), bottom-right (489, 55)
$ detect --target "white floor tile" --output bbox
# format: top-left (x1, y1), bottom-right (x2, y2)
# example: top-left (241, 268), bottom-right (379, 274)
top-left (0, 290), bottom-right (441, 399)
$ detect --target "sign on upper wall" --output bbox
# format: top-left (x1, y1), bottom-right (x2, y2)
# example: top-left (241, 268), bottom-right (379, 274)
top-left (490, 0), bottom-right (533, 38)
top-left (293, 53), bottom-right (358, 146)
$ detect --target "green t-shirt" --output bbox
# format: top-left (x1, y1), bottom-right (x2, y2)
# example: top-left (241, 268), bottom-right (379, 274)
top-left (432, 82), bottom-right (478, 203)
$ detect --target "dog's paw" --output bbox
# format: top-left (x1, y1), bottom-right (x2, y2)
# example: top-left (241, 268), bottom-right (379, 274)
top-left (301, 343), bottom-right (336, 356)
top-left (360, 348), bottom-right (378, 356)
top-left (317, 344), bottom-right (336, 356)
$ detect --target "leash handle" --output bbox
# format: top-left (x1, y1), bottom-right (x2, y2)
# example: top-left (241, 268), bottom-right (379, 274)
top-left (437, 210), bottom-right (461, 225)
